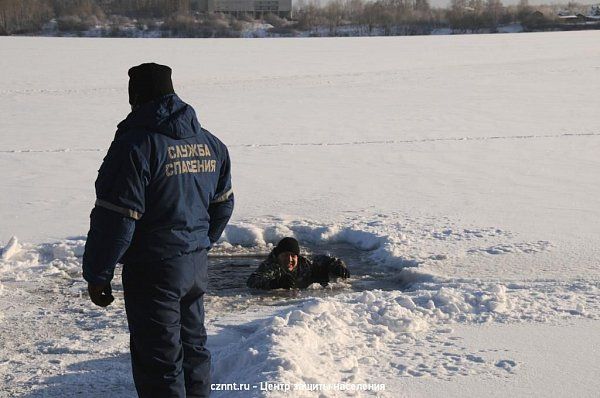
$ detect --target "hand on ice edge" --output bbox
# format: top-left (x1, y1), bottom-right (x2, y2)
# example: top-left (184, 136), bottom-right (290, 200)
top-left (333, 259), bottom-right (350, 278)
top-left (88, 283), bottom-right (115, 307)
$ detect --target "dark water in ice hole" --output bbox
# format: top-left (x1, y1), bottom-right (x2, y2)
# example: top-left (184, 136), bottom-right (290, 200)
top-left (103, 243), bottom-right (403, 308)
top-left (207, 243), bottom-right (403, 298)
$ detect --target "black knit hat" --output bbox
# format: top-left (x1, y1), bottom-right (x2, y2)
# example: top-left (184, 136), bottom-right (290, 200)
top-left (128, 63), bottom-right (175, 107)
top-left (273, 237), bottom-right (300, 256)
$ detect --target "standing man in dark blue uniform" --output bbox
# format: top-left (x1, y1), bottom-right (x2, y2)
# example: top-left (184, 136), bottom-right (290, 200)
top-left (82, 63), bottom-right (234, 397)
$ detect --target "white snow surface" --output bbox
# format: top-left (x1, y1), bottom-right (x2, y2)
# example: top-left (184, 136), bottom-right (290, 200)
top-left (1, 32), bottom-right (600, 397)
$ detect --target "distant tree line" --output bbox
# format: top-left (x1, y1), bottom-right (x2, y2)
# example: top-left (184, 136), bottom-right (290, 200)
top-left (0, 0), bottom-right (191, 34)
top-left (292, 0), bottom-right (439, 35)
top-left (444, 0), bottom-right (579, 32)
top-left (291, 0), bottom-right (591, 35)
top-left (0, 0), bottom-right (52, 34)
top-left (0, 0), bottom-right (595, 36)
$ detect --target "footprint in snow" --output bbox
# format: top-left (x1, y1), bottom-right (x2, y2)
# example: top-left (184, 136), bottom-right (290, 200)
top-left (495, 359), bottom-right (518, 372)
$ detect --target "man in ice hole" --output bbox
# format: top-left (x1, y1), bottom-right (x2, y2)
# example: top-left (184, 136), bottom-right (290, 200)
top-left (246, 237), bottom-right (350, 290)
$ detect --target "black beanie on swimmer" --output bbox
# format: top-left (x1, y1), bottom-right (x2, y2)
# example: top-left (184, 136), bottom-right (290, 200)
top-left (273, 237), bottom-right (300, 256)
top-left (128, 63), bottom-right (175, 107)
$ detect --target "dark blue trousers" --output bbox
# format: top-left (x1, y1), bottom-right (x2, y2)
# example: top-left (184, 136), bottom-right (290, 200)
top-left (123, 250), bottom-right (211, 398)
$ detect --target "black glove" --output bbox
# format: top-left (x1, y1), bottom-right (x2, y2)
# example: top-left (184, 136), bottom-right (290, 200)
top-left (88, 283), bottom-right (114, 307)
top-left (331, 259), bottom-right (350, 278)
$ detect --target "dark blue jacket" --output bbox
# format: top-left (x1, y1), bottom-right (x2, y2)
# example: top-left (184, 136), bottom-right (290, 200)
top-left (83, 94), bottom-right (233, 285)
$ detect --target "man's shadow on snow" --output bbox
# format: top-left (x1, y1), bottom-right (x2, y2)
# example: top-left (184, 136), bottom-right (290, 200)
top-left (21, 354), bottom-right (135, 398)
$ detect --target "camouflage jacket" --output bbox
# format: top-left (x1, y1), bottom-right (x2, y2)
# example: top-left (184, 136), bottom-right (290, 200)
top-left (246, 251), bottom-right (350, 290)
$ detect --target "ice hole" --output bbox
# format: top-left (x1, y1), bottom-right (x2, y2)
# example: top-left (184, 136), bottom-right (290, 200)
top-left (207, 242), bottom-right (404, 300)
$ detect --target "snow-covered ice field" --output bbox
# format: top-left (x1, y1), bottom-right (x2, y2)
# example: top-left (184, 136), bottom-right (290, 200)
top-left (1, 32), bottom-right (599, 397)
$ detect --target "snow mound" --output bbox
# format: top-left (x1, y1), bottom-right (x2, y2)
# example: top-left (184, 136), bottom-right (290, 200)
top-left (51, 240), bottom-right (86, 260)
top-left (1, 236), bottom-right (21, 260)
top-left (212, 292), bottom-right (429, 395)
top-left (216, 214), bottom-right (544, 272)
top-left (223, 223), bottom-right (266, 246)
top-left (217, 216), bottom-right (413, 269)
top-left (211, 278), bottom-right (600, 393)
top-left (0, 238), bottom-right (86, 281)
top-left (222, 220), bottom-right (384, 251)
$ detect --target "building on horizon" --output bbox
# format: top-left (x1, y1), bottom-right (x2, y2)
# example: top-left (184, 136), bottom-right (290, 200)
top-left (196, 0), bottom-right (292, 18)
